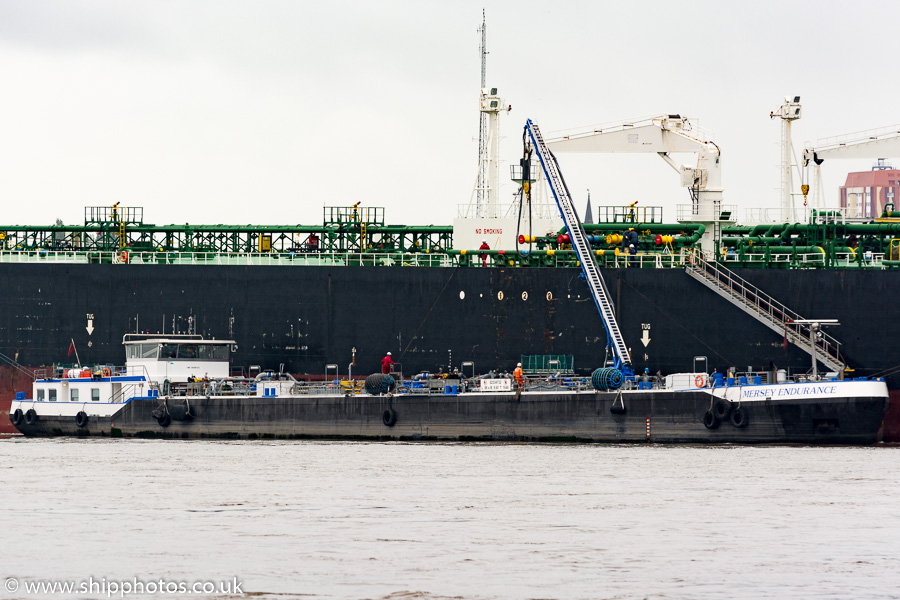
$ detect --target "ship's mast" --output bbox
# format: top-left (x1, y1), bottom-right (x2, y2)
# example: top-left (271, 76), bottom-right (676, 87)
top-left (473, 12), bottom-right (507, 219)
top-left (475, 12), bottom-right (488, 217)
top-left (771, 96), bottom-right (802, 221)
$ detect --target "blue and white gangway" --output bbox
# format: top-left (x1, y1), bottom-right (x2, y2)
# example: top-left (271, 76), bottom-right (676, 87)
top-left (524, 119), bottom-right (633, 375)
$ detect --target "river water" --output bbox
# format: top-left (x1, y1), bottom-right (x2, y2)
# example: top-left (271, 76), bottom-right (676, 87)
top-left (1, 439), bottom-right (899, 599)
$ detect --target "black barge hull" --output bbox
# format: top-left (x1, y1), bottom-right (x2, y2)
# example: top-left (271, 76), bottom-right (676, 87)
top-left (12, 392), bottom-right (889, 444)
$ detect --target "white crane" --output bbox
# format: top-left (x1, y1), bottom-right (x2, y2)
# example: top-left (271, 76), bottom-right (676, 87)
top-left (802, 125), bottom-right (900, 214)
top-left (545, 115), bottom-right (729, 253)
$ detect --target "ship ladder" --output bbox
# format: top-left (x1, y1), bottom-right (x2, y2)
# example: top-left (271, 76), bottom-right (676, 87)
top-left (684, 250), bottom-right (845, 373)
top-left (525, 119), bottom-right (631, 371)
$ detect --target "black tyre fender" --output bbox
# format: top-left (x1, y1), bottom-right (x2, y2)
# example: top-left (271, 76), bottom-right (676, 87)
top-left (703, 410), bottom-right (720, 430)
top-left (24, 408), bottom-right (38, 426)
top-left (713, 399), bottom-right (733, 420)
top-left (75, 411), bottom-right (89, 428)
top-left (10, 408), bottom-right (23, 426)
top-left (157, 413), bottom-right (172, 428)
top-left (730, 407), bottom-right (749, 428)
top-left (382, 408), bottom-right (397, 427)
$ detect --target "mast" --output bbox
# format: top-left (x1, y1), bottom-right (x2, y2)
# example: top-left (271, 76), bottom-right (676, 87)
top-left (771, 96), bottom-right (802, 221)
top-left (476, 11), bottom-right (488, 217)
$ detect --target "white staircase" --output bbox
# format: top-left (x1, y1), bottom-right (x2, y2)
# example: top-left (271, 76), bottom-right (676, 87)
top-left (685, 251), bottom-right (845, 373)
top-left (526, 120), bottom-right (631, 369)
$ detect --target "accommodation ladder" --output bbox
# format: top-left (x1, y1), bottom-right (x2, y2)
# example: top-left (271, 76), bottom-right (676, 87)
top-left (685, 251), bottom-right (845, 375)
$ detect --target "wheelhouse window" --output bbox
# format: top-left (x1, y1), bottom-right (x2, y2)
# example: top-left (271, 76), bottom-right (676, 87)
top-left (48, 389), bottom-right (57, 402)
top-left (91, 388), bottom-right (100, 402)
top-left (37, 389), bottom-right (45, 401)
top-left (126, 344), bottom-right (160, 359)
top-left (158, 343), bottom-right (230, 360)
top-left (209, 345), bottom-right (230, 360)
top-left (178, 344), bottom-right (199, 359)
top-left (70, 388), bottom-right (79, 402)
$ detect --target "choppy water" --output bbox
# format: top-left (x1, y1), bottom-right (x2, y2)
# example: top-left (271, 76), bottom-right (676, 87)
top-left (1, 439), bottom-right (899, 600)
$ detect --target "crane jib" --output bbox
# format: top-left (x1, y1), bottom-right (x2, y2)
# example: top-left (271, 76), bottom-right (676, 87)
top-left (524, 119), bottom-right (633, 374)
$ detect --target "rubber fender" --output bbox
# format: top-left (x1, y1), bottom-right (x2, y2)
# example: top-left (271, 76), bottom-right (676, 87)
top-left (10, 408), bottom-right (23, 426)
top-left (24, 408), bottom-right (38, 426)
top-left (382, 408), bottom-right (397, 427)
top-left (591, 368), bottom-right (623, 391)
top-left (609, 397), bottom-right (626, 415)
top-left (365, 373), bottom-right (396, 396)
top-left (730, 407), bottom-right (749, 428)
top-left (713, 399), bottom-right (733, 420)
top-left (75, 411), bottom-right (89, 428)
top-left (703, 410), bottom-right (720, 430)
top-left (157, 413), bottom-right (172, 428)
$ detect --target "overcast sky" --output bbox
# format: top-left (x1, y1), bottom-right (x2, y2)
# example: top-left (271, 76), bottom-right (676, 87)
top-left (1, 0), bottom-right (897, 228)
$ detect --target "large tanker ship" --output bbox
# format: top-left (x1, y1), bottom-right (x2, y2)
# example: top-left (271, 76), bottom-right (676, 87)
top-left (3, 87), bottom-right (900, 439)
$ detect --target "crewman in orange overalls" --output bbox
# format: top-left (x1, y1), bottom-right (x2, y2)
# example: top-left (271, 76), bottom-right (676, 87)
top-left (514, 362), bottom-right (524, 390)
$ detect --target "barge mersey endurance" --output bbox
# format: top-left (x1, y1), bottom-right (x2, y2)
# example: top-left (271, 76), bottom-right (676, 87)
top-left (8, 334), bottom-right (888, 444)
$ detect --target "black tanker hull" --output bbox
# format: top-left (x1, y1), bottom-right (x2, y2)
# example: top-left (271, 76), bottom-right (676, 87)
top-left (2, 263), bottom-right (898, 382)
top-left (11, 392), bottom-right (889, 445)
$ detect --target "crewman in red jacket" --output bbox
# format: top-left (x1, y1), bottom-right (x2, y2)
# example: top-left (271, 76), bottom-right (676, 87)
top-left (381, 352), bottom-right (395, 374)
top-left (479, 240), bottom-right (490, 267)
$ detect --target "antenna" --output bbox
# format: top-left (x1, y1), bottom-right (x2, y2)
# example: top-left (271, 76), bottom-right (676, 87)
top-left (476, 10), bottom-right (488, 216)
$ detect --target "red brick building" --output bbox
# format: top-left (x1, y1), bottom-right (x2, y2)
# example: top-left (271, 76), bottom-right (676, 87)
top-left (840, 161), bottom-right (900, 218)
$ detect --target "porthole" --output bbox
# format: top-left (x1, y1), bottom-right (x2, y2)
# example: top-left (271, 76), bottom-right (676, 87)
top-left (546, 291), bottom-right (553, 301)
top-left (497, 291), bottom-right (504, 301)
top-left (522, 291), bottom-right (528, 301)
top-left (459, 291), bottom-right (465, 300)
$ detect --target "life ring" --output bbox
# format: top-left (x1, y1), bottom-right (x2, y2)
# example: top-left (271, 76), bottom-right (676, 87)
top-left (119, 250), bottom-right (129, 263)
top-left (102, 368), bottom-right (111, 377)
top-left (75, 411), bottom-right (89, 428)
top-left (689, 253), bottom-right (697, 266)
top-left (694, 375), bottom-right (705, 388)
top-left (24, 408), bottom-right (38, 425)
top-left (10, 408), bottom-right (23, 426)
top-left (382, 408), bottom-right (397, 427)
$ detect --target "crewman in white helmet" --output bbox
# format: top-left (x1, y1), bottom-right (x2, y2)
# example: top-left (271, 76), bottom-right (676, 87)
top-left (381, 352), bottom-right (395, 374)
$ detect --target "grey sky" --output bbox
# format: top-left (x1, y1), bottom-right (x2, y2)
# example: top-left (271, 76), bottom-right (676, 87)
top-left (0, 0), bottom-right (896, 227)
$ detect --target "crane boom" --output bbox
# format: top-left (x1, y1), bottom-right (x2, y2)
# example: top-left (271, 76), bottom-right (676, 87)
top-left (524, 119), bottom-right (632, 373)
top-left (544, 115), bottom-right (724, 251)
top-left (802, 124), bottom-right (900, 208)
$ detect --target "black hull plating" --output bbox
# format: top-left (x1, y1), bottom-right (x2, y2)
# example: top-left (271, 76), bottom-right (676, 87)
top-left (2, 263), bottom-right (898, 387)
top-left (12, 393), bottom-right (889, 445)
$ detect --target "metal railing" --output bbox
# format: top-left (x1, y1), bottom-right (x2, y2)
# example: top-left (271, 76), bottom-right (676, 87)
top-left (686, 251), bottom-right (845, 371)
top-left (0, 250), bottom-right (455, 268)
top-left (718, 251), bottom-right (885, 268)
top-left (676, 203), bottom-right (738, 222)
